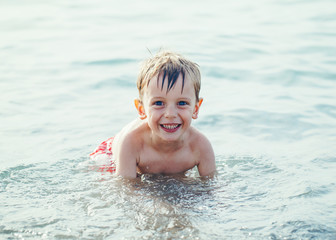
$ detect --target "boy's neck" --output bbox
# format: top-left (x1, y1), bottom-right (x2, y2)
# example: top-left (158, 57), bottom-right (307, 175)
top-left (149, 134), bottom-right (187, 153)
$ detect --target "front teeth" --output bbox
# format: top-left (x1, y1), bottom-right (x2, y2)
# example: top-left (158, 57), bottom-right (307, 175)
top-left (162, 124), bottom-right (179, 129)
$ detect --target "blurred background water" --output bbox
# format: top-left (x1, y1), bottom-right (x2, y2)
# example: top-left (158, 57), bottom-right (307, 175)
top-left (1, 0), bottom-right (336, 239)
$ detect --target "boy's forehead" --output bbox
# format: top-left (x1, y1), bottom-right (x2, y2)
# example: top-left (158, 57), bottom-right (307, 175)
top-left (148, 73), bottom-right (191, 90)
top-left (145, 74), bottom-right (195, 97)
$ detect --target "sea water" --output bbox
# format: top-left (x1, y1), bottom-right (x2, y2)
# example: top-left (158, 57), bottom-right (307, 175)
top-left (1, 0), bottom-right (336, 239)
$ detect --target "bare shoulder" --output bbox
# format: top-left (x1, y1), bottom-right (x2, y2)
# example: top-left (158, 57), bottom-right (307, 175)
top-left (114, 120), bottom-right (148, 178)
top-left (189, 127), bottom-right (216, 176)
top-left (112, 119), bottom-right (148, 167)
top-left (114, 119), bottom-right (147, 154)
top-left (189, 127), bottom-right (213, 154)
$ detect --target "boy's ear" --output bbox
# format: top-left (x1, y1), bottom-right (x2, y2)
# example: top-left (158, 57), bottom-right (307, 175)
top-left (134, 99), bottom-right (147, 120)
top-left (192, 98), bottom-right (203, 119)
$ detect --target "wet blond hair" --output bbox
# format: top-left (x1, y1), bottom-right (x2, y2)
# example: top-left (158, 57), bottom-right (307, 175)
top-left (137, 50), bottom-right (201, 102)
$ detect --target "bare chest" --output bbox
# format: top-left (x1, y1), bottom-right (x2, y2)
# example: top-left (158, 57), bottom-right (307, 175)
top-left (137, 148), bottom-right (198, 174)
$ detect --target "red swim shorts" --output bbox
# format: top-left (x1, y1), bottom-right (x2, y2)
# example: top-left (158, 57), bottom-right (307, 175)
top-left (90, 137), bottom-right (116, 173)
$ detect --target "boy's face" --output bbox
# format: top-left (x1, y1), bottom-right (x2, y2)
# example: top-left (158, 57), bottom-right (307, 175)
top-left (137, 74), bottom-right (202, 142)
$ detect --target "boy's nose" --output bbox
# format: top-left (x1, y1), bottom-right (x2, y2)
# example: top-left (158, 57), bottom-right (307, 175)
top-left (164, 104), bottom-right (177, 118)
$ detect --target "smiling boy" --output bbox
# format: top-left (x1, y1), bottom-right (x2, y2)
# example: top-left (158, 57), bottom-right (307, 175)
top-left (91, 50), bottom-right (216, 179)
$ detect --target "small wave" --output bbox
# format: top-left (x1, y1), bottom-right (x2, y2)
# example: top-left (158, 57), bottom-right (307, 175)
top-left (315, 104), bottom-right (336, 119)
top-left (75, 58), bottom-right (136, 66)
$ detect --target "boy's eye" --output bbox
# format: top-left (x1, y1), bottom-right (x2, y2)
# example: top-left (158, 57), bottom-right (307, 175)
top-left (154, 101), bottom-right (163, 106)
top-left (178, 101), bottom-right (188, 106)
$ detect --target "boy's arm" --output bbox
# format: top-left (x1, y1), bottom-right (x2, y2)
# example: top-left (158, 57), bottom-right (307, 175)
top-left (197, 137), bottom-right (216, 177)
top-left (115, 135), bottom-right (138, 179)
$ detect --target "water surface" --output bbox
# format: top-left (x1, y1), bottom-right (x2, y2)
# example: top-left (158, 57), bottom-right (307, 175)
top-left (1, 0), bottom-right (336, 239)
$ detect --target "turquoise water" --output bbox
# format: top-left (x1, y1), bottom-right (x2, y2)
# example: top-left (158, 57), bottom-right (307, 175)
top-left (1, 0), bottom-right (336, 239)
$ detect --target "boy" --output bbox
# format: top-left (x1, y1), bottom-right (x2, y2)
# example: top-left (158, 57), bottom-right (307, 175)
top-left (90, 50), bottom-right (216, 179)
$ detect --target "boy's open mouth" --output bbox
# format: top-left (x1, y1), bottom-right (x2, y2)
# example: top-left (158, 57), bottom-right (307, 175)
top-left (160, 124), bottom-right (181, 132)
